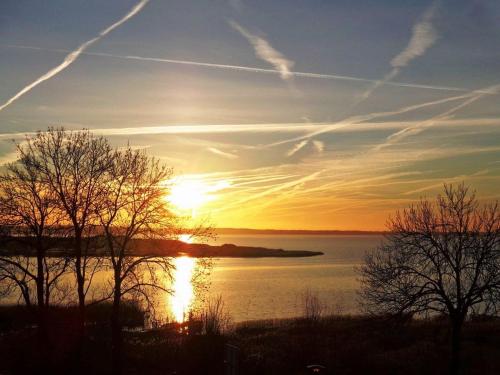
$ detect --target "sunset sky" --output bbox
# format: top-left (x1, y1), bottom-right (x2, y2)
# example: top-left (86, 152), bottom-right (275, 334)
top-left (1, 0), bottom-right (499, 230)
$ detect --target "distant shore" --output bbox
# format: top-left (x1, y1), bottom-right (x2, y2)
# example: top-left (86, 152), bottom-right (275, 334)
top-left (0, 237), bottom-right (324, 258)
top-left (131, 239), bottom-right (324, 258)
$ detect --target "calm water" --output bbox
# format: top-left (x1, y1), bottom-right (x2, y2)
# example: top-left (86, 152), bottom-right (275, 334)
top-left (1, 235), bottom-right (384, 323)
top-left (204, 234), bottom-right (383, 322)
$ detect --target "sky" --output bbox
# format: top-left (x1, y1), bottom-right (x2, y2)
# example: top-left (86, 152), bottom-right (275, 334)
top-left (0, 0), bottom-right (499, 230)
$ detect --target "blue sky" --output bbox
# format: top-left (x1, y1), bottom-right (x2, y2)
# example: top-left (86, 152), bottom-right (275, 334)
top-left (0, 0), bottom-right (499, 229)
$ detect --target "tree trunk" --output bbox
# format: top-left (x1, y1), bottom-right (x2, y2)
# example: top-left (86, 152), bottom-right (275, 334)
top-left (36, 245), bottom-right (50, 372)
top-left (74, 232), bottom-right (86, 335)
top-left (111, 279), bottom-right (122, 375)
top-left (73, 231), bottom-right (86, 373)
top-left (36, 252), bottom-right (45, 310)
top-left (36, 251), bottom-right (47, 345)
top-left (20, 283), bottom-right (31, 308)
top-left (450, 317), bottom-right (463, 375)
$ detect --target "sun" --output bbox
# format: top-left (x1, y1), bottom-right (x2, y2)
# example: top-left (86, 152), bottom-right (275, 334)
top-left (167, 176), bottom-right (230, 215)
top-left (169, 179), bottom-right (208, 212)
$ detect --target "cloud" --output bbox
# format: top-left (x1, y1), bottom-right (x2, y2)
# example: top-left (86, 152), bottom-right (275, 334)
top-left (228, 20), bottom-right (294, 80)
top-left (89, 123), bottom-right (318, 136)
top-left (4, 44), bottom-right (479, 94)
top-left (262, 89), bottom-right (476, 149)
top-left (215, 170), bottom-right (323, 211)
top-left (0, 140), bottom-right (29, 166)
top-left (356, 69), bottom-right (400, 102)
top-left (1, 116), bottom-right (496, 143)
top-left (0, 0), bottom-right (149, 113)
top-left (207, 147), bottom-right (239, 159)
top-left (391, 3), bottom-right (439, 68)
top-left (355, 2), bottom-right (439, 106)
top-left (312, 140), bottom-right (324, 153)
top-left (0, 149), bottom-right (19, 166)
top-left (374, 83), bottom-right (500, 151)
top-left (286, 140), bottom-right (308, 157)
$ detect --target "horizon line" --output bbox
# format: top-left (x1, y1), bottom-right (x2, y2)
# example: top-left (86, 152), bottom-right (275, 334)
top-left (215, 227), bottom-right (387, 234)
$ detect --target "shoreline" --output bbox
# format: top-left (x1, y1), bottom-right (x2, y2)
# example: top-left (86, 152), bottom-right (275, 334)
top-left (0, 237), bottom-right (324, 258)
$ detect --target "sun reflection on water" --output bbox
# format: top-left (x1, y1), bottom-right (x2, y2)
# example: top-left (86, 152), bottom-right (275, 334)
top-left (170, 256), bottom-right (196, 322)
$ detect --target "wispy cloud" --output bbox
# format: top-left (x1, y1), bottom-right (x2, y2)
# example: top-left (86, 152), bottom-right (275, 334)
top-left (286, 140), bottom-right (308, 157)
top-left (207, 147), bottom-right (239, 159)
top-left (262, 89), bottom-right (476, 149)
top-left (0, 148), bottom-right (20, 166)
top-left (1, 116), bottom-right (496, 142)
top-left (355, 2), bottom-right (439, 105)
top-left (374, 83), bottom-right (500, 151)
top-left (0, 0), bottom-right (149, 113)
top-left (312, 140), bottom-right (324, 153)
top-left (3, 44), bottom-right (479, 94)
top-left (228, 20), bottom-right (294, 80)
top-left (214, 170), bottom-right (323, 212)
top-left (391, 3), bottom-right (439, 68)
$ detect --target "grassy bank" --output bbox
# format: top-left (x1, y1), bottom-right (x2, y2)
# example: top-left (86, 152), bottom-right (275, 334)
top-left (0, 306), bottom-right (499, 374)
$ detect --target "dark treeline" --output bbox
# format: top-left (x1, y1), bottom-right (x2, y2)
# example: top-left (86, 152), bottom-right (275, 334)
top-left (0, 127), bottom-right (209, 375)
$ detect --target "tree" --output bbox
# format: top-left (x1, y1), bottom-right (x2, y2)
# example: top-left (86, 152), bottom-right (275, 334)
top-left (0, 255), bottom-right (34, 307)
top-left (20, 127), bottom-right (114, 337)
top-left (0, 139), bottom-right (69, 369)
top-left (97, 147), bottom-right (180, 375)
top-left (0, 154), bottom-right (59, 312)
top-left (359, 183), bottom-right (500, 374)
top-left (98, 146), bottom-right (212, 374)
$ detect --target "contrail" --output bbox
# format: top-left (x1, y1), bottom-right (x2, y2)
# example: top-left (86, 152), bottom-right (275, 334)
top-left (207, 147), bottom-right (239, 159)
top-left (2, 44), bottom-right (480, 94)
top-left (261, 90), bottom-right (477, 149)
top-left (0, 0), bottom-right (149, 113)
top-left (228, 20), bottom-right (294, 81)
top-left (286, 140), bottom-right (308, 157)
top-left (353, 1), bottom-right (439, 108)
top-left (374, 83), bottom-right (500, 151)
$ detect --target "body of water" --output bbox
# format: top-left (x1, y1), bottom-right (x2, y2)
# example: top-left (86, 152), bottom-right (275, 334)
top-left (201, 234), bottom-right (383, 322)
top-left (0, 234), bottom-right (384, 323)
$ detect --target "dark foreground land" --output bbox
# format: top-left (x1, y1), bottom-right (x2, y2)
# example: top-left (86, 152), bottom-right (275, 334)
top-left (0, 305), bottom-right (499, 374)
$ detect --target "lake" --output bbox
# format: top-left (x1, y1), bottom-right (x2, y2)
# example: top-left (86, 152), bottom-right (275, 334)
top-left (200, 234), bottom-right (383, 322)
top-left (0, 234), bottom-right (384, 323)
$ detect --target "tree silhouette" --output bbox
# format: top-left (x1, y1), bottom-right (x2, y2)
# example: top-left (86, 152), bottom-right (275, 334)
top-left (97, 147), bottom-right (176, 374)
top-left (19, 127), bottom-right (113, 339)
top-left (359, 183), bottom-right (500, 374)
top-left (0, 136), bottom-right (69, 370)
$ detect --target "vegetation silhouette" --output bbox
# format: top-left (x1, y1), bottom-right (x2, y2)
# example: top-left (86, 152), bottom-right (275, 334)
top-left (359, 183), bottom-right (500, 374)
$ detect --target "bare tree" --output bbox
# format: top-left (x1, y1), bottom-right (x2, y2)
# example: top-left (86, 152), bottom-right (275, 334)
top-left (0, 141), bottom-right (69, 370)
top-left (0, 255), bottom-right (34, 307)
top-left (97, 147), bottom-right (185, 375)
top-left (19, 127), bottom-right (114, 336)
top-left (359, 183), bottom-right (500, 374)
top-left (0, 156), bottom-right (60, 310)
